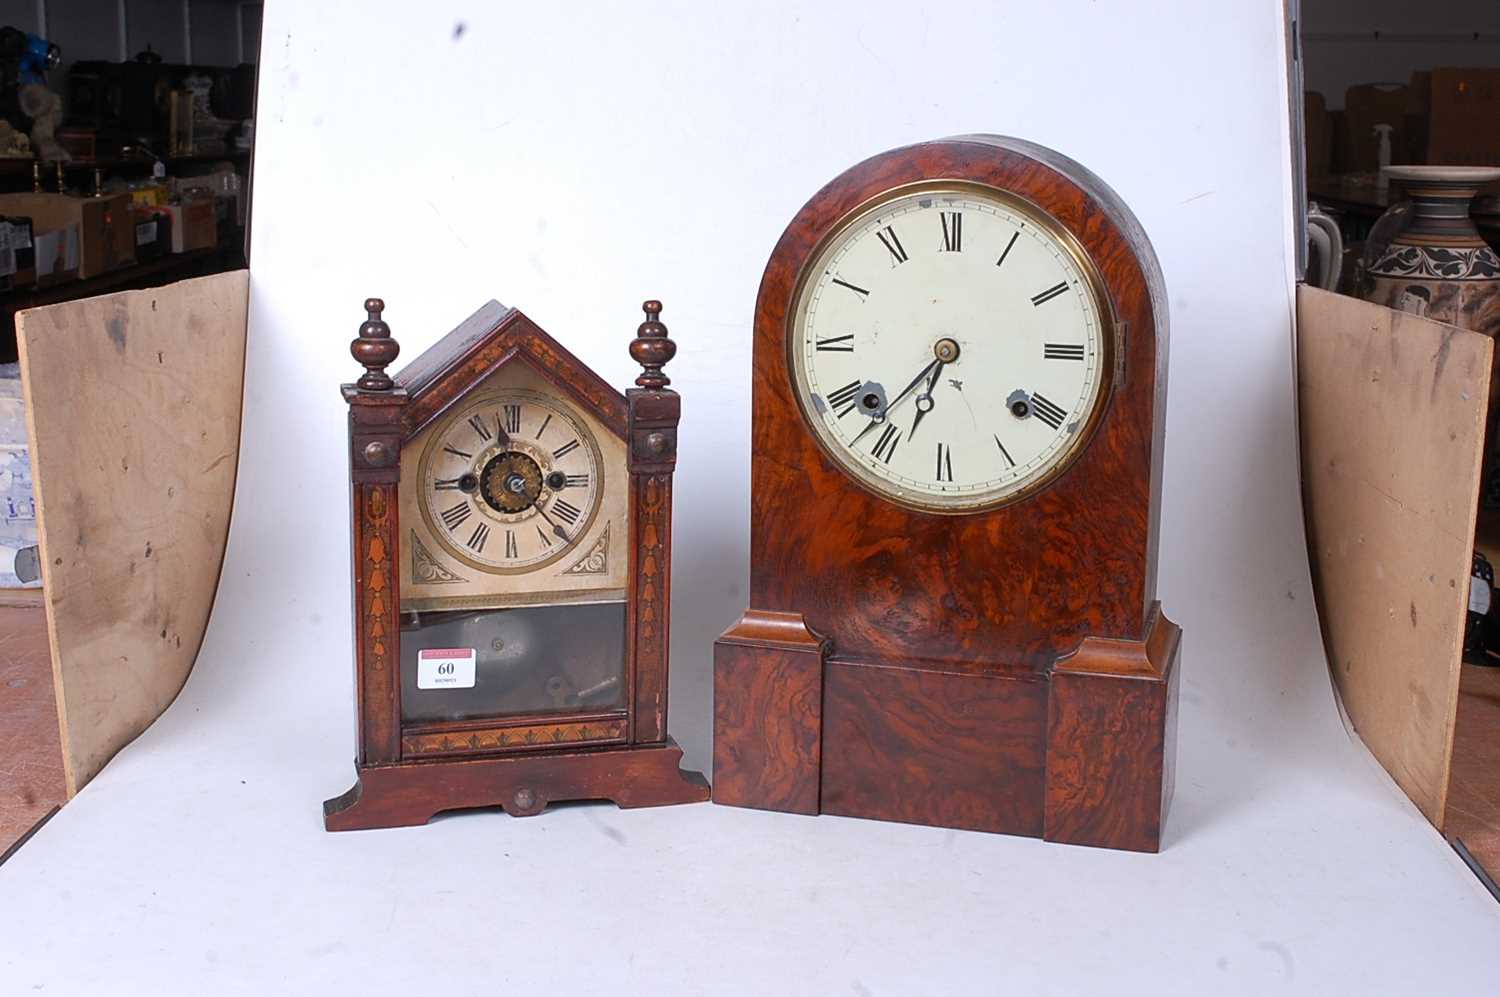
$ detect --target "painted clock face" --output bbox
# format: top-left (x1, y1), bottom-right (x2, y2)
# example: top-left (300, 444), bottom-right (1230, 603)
top-left (789, 182), bottom-right (1112, 512)
top-left (418, 389), bottom-right (603, 572)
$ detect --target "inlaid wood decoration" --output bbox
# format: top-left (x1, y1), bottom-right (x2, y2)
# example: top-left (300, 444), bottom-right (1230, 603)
top-left (324, 298), bottom-right (708, 830)
top-left (713, 135), bottom-right (1182, 852)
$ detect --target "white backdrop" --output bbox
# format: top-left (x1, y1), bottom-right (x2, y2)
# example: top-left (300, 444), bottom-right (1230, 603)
top-left (3, 2), bottom-right (1500, 994)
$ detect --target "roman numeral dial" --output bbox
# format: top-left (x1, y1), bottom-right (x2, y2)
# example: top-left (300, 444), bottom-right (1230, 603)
top-left (876, 225), bottom-right (909, 265)
top-left (791, 186), bottom-right (1109, 510)
top-left (417, 389), bottom-right (608, 574)
top-left (939, 212), bottom-right (962, 253)
top-left (870, 424), bottom-right (901, 463)
top-left (1031, 282), bottom-right (1070, 307)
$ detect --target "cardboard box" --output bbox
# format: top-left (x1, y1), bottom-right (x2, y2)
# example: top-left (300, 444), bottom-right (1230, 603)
top-left (166, 197), bottom-right (216, 253)
top-left (0, 374), bottom-right (39, 589)
top-left (0, 216), bottom-right (35, 289)
top-left (0, 192), bottom-right (135, 278)
top-left (132, 205), bottom-right (171, 261)
top-left (1424, 68), bottom-right (1500, 166)
top-left (34, 225), bottom-right (80, 285)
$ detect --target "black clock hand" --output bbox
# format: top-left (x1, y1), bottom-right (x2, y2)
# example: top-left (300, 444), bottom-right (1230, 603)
top-left (851, 357), bottom-right (942, 446)
top-left (909, 362), bottom-right (946, 439)
top-left (534, 501), bottom-right (569, 541)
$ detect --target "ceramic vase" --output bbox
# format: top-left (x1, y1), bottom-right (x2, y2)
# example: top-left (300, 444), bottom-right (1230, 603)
top-left (1363, 165), bottom-right (1500, 334)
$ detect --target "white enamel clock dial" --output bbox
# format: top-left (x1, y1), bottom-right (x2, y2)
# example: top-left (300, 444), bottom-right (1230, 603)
top-left (418, 389), bottom-right (602, 572)
top-left (790, 183), bottom-right (1112, 511)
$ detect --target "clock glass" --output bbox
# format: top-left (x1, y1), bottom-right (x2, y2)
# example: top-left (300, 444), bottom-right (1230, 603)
top-left (789, 181), bottom-right (1113, 511)
top-left (417, 388), bottom-right (603, 572)
top-left (397, 367), bottom-right (631, 724)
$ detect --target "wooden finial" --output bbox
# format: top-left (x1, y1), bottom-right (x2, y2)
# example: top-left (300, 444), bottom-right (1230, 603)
top-left (630, 299), bottom-right (675, 389)
top-left (351, 297), bottom-right (400, 391)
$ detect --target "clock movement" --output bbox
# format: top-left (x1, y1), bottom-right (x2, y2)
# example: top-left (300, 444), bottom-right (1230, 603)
top-left (324, 297), bottom-right (708, 830)
top-left (712, 135), bottom-right (1182, 851)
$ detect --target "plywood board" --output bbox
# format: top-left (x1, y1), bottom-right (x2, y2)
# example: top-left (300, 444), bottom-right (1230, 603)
top-left (1298, 285), bottom-right (1491, 825)
top-left (17, 270), bottom-right (248, 794)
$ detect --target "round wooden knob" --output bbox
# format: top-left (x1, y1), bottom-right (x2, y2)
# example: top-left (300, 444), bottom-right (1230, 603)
top-left (362, 440), bottom-right (395, 467)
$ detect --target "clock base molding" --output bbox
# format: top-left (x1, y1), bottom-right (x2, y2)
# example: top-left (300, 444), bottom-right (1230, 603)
top-left (712, 605), bottom-right (1180, 853)
top-left (323, 737), bottom-right (709, 831)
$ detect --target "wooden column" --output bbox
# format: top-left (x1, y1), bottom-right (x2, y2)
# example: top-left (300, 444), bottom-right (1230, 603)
top-left (343, 299), bottom-right (407, 766)
top-left (625, 301), bottom-right (678, 745)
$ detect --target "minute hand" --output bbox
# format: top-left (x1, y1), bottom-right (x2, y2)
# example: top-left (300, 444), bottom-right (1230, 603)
top-left (534, 501), bottom-right (569, 542)
top-left (851, 358), bottom-right (941, 446)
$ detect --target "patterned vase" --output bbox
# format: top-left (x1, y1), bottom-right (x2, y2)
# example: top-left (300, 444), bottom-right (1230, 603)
top-left (1364, 165), bottom-right (1500, 496)
top-left (1364, 166), bottom-right (1500, 335)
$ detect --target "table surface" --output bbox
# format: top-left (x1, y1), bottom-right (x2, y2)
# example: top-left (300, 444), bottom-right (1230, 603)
top-left (0, 591), bottom-right (62, 857)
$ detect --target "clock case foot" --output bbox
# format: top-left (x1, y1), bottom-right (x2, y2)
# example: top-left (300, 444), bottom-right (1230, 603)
top-left (712, 605), bottom-right (1181, 853)
top-left (324, 737), bottom-right (709, 831)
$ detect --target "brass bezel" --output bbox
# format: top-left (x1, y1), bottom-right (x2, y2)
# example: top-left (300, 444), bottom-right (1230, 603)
top-left (416, 387), bottom-right (605, 574)
top-left (786, 178), bottom-right (1118, 515)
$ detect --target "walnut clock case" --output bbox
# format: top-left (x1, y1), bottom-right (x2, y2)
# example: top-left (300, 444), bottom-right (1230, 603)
top-left (324, 298), bottom-right (708, 831)
top-left (712, 135), bottom-right (1182, 852)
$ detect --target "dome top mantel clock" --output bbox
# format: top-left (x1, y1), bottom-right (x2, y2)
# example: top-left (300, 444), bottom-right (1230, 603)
top-left (712, 135), bottom-right (1183, 852)
top-left (324, 297), bottom-right (708, 830)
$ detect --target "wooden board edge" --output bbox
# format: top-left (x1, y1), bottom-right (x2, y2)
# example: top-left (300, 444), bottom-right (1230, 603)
top-left (1433, 320), bottom-right (1492, 827)
top-left (14, 327), bottom-right (75, 796)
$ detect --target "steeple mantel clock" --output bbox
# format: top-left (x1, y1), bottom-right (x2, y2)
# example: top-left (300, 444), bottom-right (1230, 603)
top-left (324, 297), bottom-right (708, 830)
top-left (712, 135), bottom-right (1182, 852)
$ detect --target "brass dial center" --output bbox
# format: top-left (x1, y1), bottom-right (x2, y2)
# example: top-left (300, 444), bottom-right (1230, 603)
top-left (934, 338), bottom-right (960, 363)
top-left (479, 452), bottom-right (544, 513)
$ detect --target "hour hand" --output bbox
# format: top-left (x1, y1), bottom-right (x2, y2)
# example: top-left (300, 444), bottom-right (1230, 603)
top-left (890, 357), bottom-right (942, 412)
top-left (852, 358), bottom-right (940, 445)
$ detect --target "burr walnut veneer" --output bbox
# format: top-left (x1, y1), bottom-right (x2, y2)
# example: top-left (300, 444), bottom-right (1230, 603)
top-left (713, 136), bottom-right (1181, 851)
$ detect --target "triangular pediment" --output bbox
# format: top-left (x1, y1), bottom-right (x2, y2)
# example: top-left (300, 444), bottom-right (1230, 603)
top-left (394, 301), bottom-right (628, 441)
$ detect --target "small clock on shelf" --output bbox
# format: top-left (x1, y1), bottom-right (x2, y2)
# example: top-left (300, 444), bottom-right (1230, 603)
top-left (713, 135), bottom-right (1182, 852)
top-left (324, 297), bottom-right (707, 830)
